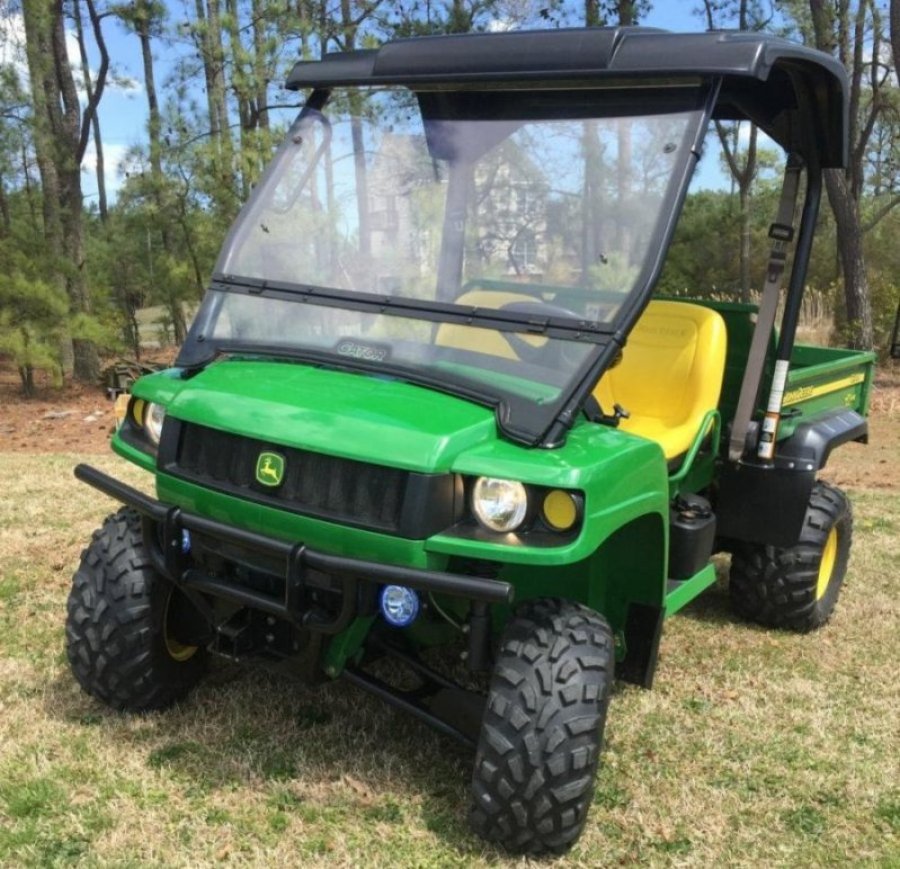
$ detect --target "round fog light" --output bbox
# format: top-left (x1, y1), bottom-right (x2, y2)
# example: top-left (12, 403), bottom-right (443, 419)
top-left (542, 490), bottom-right (579, 531)
top-left (379, 585), bottom-right (420, 627)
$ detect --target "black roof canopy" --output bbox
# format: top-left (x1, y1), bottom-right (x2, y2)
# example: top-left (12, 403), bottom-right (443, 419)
top-left (286, 27), bottom-right (848, 167)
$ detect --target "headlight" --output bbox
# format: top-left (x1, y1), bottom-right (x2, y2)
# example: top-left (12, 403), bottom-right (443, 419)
top-left (471, 477), bottom-right (528, 533)
top-left (144, 402), bottom-right (166, 444)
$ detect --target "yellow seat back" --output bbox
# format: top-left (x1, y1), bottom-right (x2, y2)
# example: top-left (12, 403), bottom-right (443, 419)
top-left (594, 300), bottom-right (727, 460)
top-left (434, 290), bottom-right (548, 358)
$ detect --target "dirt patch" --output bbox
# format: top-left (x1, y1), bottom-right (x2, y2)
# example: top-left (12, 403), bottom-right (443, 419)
top-left (0, 379), bottom-right (117, 454)
top-left (827, 369), bottom-right (900, 492)
top-left (1, 358), bottom-right (898, 486)
top-left (0, 353), bottom-right (175, 455)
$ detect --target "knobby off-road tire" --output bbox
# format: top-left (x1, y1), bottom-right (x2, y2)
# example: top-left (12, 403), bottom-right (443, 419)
top-left (729, 481), bottom-right (852, 632)
top-left (469, 598), bottom-right (614, 855)
top-left (66, 507), bottom-right (206, 711)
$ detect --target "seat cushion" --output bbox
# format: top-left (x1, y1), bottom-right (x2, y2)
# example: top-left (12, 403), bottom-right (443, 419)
top-left (594, 300), bottom-right (727, 460)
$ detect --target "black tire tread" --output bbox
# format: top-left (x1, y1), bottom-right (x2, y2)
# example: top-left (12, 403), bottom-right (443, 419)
top-left (469, 598), bottom-right (613, 855)
top-left (729, 481), bottom-right (852, 632)
top-left (66, 507), bottom-right (205, 711)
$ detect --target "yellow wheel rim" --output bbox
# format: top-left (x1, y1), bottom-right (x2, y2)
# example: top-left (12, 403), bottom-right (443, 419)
top-left (164, 589), bottom-right (199, 662)
top-left (816, 527), bottom-right (839, 601)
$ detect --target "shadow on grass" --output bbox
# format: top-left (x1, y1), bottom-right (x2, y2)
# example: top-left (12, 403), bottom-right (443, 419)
top-left (668, 558), bottom-right (772, 635)
top-left (675, 581), bottom-right (736, 626)
top-left (41, 657), bottom-right (508, 857)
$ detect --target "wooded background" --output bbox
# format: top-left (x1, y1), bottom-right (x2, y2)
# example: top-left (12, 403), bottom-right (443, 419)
top-left (1, 0), bottom-right (899, 395)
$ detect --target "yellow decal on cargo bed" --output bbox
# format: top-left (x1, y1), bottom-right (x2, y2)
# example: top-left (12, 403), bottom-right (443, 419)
top-left (782, 373), bottom-right (865, 406)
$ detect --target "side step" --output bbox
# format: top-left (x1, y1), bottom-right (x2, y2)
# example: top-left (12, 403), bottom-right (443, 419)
top-left (664, 562), bottom-right (718, 616)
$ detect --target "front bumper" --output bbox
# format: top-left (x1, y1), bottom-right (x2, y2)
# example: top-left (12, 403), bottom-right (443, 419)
top-left (75, 464), bottom-right (514, 635)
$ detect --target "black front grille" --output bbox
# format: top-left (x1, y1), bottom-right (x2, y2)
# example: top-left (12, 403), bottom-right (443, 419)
top-left (161, 421), bottom-right (459, 537)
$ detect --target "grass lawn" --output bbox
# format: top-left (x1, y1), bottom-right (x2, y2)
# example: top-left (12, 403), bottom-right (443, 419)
top-left (0, 450), bottom-right (898, 867)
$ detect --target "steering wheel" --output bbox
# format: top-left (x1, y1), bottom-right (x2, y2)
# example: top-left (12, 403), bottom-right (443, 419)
top-left (498, 300), bottom-right (583, 367)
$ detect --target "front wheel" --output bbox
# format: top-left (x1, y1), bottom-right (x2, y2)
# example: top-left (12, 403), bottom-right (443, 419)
top-left (66, 507), bottom-right (207, 711)
top-left (729, 481), bottom-right (852, 632)
top-left (469, 598), bottom-right (614, 855)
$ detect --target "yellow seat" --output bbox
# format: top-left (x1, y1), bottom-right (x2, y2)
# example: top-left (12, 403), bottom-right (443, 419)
top-left (435, 290), bottom-right (549, 358)
top-left (593, 300), bottom-right (727, 461)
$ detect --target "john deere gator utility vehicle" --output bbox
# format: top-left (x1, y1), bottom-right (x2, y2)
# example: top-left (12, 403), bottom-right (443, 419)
top-left (68, 27), bottom-right (876, 853)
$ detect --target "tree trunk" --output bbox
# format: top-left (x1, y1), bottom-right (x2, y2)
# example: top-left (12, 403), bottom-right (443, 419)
top-left (20, 145), bottom-right (39, 235)
top-left (350, 115), bottom-right (371, 258)
top-left (177, 212), bottom-right (207, 295)
top-left (824, 169), bottom-right (874, 349)
top-left (22, 2), bottom-right (64, 263)
top-left (225, 0), bottom-right (252, 200)
top-left (251, 0), bottom-right (269, 130)
top-left (206, 0), bottom-right (231, 161)
top-left (341, 0), bottom-right (370, 258)
top-left (0, 176), bottom-right (10, 236)
top-left (19, 364), bottom-right (36, 398)
top-left (23, 0), bottom-right (107, 383)
top-left (136, 3), bottom-right (163, 183)
top-left (131, 1), bottom-right (174, 254)
top-left (22, 0), bottom-right (69, 374)
top-left (891, 0), bottom-right (900, 90)
top-left (616, 1), bottom-right (638, 26)
top-left (52, 2), bottom-right (100, 382)
top-left (807, 0), bottom-right (876, 351)
top-left (167, 296), bottom-right (188, 344)
top-left (74, 0), bottom-right (107, 221)
top-left (581, 121), bottom-right (601, 281)
top-left (738, 125), bottom-right (757, 302)
top-left (194, 0), bottom-right (221, 139)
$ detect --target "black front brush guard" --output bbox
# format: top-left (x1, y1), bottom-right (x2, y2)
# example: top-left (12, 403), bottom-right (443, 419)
top-left (75, 464), bottom-right (514, 638)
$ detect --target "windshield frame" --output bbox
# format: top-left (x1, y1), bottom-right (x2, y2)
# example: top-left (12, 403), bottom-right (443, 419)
top-left (178, 80), bottom-right (720, 447)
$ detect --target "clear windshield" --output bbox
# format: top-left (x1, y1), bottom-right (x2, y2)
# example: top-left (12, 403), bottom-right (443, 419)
top-left (191, 86), bottom-right (707, 443)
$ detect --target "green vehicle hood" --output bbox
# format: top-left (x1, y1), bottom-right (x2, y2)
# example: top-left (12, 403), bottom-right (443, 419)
top-left (158, 359), bottom-right (497, 472)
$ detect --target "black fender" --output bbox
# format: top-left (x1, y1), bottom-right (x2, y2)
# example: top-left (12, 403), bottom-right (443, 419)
top-left (777, 408), bottom-right (868, 469)
top-left (716, 409), bottom-right (866, 547)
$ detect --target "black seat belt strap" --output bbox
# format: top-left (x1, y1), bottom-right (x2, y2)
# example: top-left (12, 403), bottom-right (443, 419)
top-left (728, 157), bottom-right (802, 463)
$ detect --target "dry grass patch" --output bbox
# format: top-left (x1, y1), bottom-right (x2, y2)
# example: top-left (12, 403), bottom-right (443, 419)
top-left (0, 451), bottom-right (898, 867)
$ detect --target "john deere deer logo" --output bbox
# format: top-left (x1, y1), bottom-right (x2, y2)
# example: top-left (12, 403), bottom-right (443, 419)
top-left (255, 452), bottom-right (285, 487)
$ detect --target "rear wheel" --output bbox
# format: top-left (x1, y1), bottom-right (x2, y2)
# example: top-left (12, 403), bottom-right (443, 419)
top-left (66, 507), bottom-right (207, 711)
top-left (469, 598), bottom-right (614, 855)
top-left (729, 481), bottom-right (852, 632)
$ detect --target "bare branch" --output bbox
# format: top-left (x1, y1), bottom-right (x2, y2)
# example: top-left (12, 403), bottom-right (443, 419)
top-left (862, 195), bottom-right (900, 232)
top-left (76, 0), bottom-right (111, 164)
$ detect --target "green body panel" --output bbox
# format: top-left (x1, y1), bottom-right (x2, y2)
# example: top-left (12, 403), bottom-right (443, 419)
top-left (122, 360), bottom-right (675, 671)
top-left (131, 367), bottom-right (186, 406)
top-left (111, 434), bottom-right (156, 472)
top-left (114, 306), bottom-right (875, 676)
top-left (138, 360), bottom-right (496, 472)
top-left (427, 422), bottom-right (668, 567)
top-left (132, 362), bottom-right (671, 573)
top-left (146, 419), bottom-right (669, 579)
